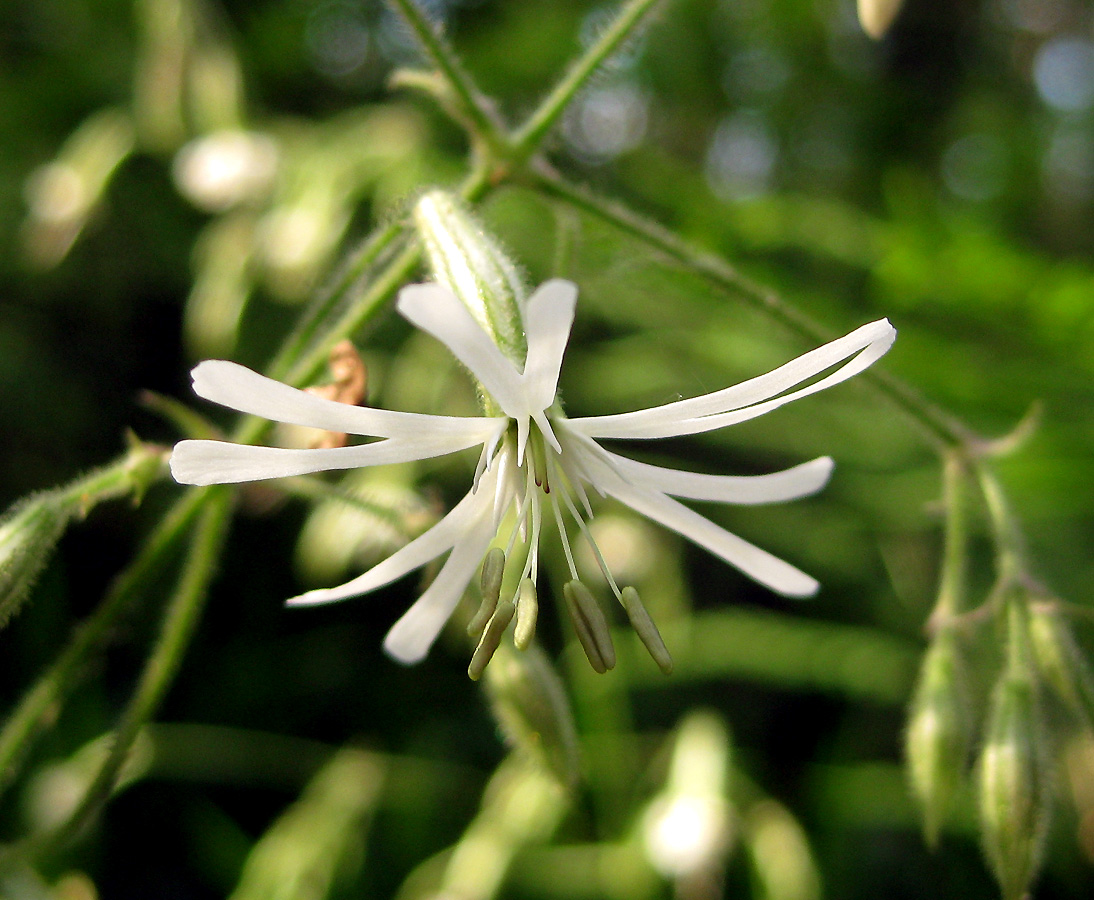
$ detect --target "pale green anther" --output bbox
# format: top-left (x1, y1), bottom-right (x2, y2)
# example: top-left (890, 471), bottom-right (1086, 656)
top-left (563, 580), bottom-right (616, 674)
top-left (620, 586), bottom-right (673, 675)
top-left (978, 603), bottom-right (1048, 900)
top-left (469, 547), bottom-right (505, 638)
top-left (514, 578), bottom-right (539, 650)
top-left (905, 630), bottom-right (969, 847)
top-left (468, 598), bottom-right (516, 681)
top-left (413, 191), bottom-right (528, 367)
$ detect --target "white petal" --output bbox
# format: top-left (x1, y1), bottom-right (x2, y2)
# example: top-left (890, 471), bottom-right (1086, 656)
top-left (287, 465), bottom-right (498, 607)
top-left (613, 481), bottom-right (819, 597)
top-left (569, 319), bottom-right (896, 440)
top-left (574, 443), bottom-right (819, 597)
top-left (521, 279), bottom-right (577, 410)
top-left (397, 283), bottom-right (526, 417)
top-left (382, 499), bottom-right (498, 664)
top-left (604, 452), bottom-right (835, 504)
top-left (190, 359), bottom-right (500, 439)
top-left (171, 426), bottom-right (496, 485)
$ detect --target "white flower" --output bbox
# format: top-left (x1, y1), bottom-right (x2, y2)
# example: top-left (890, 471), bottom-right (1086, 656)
top-left (171, 280), bottom-right (895, 668)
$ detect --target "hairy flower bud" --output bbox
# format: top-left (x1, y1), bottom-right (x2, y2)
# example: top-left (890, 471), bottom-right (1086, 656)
top-left (0, 439), bottom-right (165, 628)
top-left (1028, 600), bottom-right (1094, 727)
top-left (905, 629), bottom-right (970, 846)
top-left (978, 622), bottom-right (1049, 900)
top-left (414, 191), bottom-right (527, 368)
top-left (483, 641), bottom-right (580, 787)
top-left (0, 494), bottom-right (69, 628)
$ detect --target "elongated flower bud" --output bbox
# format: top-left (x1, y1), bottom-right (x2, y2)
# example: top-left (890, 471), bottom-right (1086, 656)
top-left (0, 494), bottom-right (69, 628)
top-left (483, 642), bottom-right (580, 787)
top-left (1028, 600), bottom-right (1094, 728)
top-left (0, 440), bottom-right (165, 628)
top-left (905, 629), bottom-right (970, 846)
top-left (414, 191), bottom-right (527, 367)
top-left (857, 0), bottom-right (905, 39)
top-left (978, 604), bottom-right (1048, 900)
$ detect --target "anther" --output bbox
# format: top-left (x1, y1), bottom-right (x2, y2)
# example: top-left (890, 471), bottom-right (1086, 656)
top-left (468, 598), bottom-right (515, 681)
top-left (620, 586), bottom-right (673, 675)
top-left (563, 580), bottom-right (616, 673)
top-left (468, 548), bottom-right (505, 639)
top-left (514, 578), bottom-right (539, 650)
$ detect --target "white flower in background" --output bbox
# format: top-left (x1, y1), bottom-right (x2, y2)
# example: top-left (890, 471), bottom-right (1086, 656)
top-left (171, 279), bottom-right (895, 673)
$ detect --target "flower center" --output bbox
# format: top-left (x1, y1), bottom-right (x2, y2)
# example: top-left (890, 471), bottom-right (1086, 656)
top-left (465, 416), bottom-right (673, 679)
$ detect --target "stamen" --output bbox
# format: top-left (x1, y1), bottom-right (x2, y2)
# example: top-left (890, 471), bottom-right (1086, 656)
top-left (468, 598), bottom-right (515, 680)
top-left (468, 547), bottom-right (505, 638)
top-left (547, 488), bottom-right (579, 580)
top-left (557, 449), bottom-right (594, 519)
top-left (563, 580), bottom-right (616, 673)
top-left (554, 472), bottom-right (622, 598)
top-left (620, 586), bottom-right (673, 675)
top-left (514, 578), bottom-right (539, 650)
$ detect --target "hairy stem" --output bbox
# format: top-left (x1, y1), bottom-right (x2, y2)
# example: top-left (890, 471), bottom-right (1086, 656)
top-left (27, 489), bottom-right (232, 861)
top-left (387, 0), bottom-right (505, 151)
top-left (510, 0), bottom-right (665, 162)
top-left (0, 486), bottom-right (209, 800)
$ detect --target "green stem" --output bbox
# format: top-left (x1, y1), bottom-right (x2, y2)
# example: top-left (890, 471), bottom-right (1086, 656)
top-left (0, 486), bottom-right (210, 799)
top-left (266, 219), bottom-right (411, 384)
top-left (232, 164), bottom-right (495, 447)
top-left (27, 488), bottom-right (233, 861)
top-left (510, 0), bottom-right (665, 162)
top-left (929, 451), bottom-right (972, 631)
top-left (386, 0), bottom-right (506, 152)
top-left (55, 441), bottom-right (167, 514)
top-left (976, 463), bottom-right (1029, 589)
top-left (530, 165), bottom-right (974, 452)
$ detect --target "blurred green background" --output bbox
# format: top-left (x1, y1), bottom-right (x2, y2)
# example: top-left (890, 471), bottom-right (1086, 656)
top-left (1, 0), bottom-right (1093, 897)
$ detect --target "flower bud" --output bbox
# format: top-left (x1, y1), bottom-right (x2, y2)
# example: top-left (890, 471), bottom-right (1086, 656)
top-left (857, 0), bottom-right (905, 39)
top-left (905, 630), bottom-right (970, 846)
top-left (642, 712), bottom-right (734, 878)
top-left (0, 494), bottom-right (69, 629)
top-left (229, 747), bottom-right (383, 900)
top-left (483, 642), bottom-right (580, 788)
top-left (1028, 600), bottom-right (1094, 728)
top-left (1, 440), bottom-right (165, 628)
top-left (978, 664), bottom-right (1048, 900)
top-left (413, 191), bottom-right (528, 367)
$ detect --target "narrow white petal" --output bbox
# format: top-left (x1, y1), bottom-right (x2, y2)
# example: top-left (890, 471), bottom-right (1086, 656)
top-left (569, 319), bottom-right (896, 440)
top-left (612, 481), bottom-right (819, 596)
top-left (287, 466), bottom-right (498, 607)
top-left (521, 279), bottom-right (577, 410)
top-left (191, 359), bottom-right (500, 439)
top-left (396, 283), bottom-right (526, 417)
top-left (171, 427), bottom-right (494, 485)
top-left (604, 452), bottom-right (835, 504)
top-left (574, 443), bottom-right (819, 596)
top-left (382, 502), bottom-right (498, 664)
